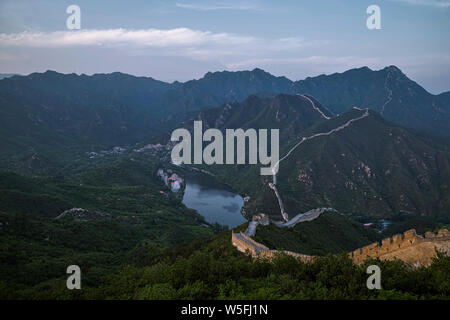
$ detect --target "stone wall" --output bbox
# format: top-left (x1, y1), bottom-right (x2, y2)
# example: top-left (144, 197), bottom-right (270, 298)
top-left (232, 229), bottom-right (450, 267)
top-left (232, 232), bottom-right (269, 255)
top-left (231, 232), bottom-right (314, 263)
top-left (349, 228), bottom-right (450, 267)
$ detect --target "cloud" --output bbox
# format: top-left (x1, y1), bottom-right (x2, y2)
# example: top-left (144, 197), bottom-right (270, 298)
top-left (0, 28), bottom-right (255, 48)
top-left (0, 28), bottom-right (313, 63)
top-left (175, 1), bottom-right (260, 11)
top-left (388, 0), bottom-right (450, 8)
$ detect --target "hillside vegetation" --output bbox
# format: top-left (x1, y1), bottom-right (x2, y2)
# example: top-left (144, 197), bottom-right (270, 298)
top-left (0, 155), bottom-right (217, 297)
top-left (252, 212), bottom-right (383, 255)
top-left (3, 229), bottom-right (449, 300)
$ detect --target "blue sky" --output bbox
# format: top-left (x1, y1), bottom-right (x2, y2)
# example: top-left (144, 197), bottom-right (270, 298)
top-left (0, 0), bottom-right (449, 93)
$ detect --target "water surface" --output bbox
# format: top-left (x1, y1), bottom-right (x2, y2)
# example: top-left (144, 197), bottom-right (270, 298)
top-left (182, 173), bottom-right (246, 228)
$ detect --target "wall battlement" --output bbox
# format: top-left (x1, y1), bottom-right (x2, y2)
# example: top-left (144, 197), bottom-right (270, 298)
top-left (349, 228), bottom-right (450, 266)
top-left (231, 228), bottom-right (450, 267)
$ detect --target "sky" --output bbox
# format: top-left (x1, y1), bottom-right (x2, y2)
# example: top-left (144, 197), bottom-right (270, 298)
top-left (0, 0), bottom-right (449, 93)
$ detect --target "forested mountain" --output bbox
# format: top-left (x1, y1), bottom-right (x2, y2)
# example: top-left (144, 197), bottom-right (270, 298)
top-left (184, 93), bottom-right (331, 139)
top-left (184, 96), bottom-right (450, 222)
top-left (1, 66), bottom-right (448, 173)
top-left (159, 68), bottom-right (292, 115)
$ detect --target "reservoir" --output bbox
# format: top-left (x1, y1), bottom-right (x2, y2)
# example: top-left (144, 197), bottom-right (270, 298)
top-left (182, 173), bottom-right (247, 228)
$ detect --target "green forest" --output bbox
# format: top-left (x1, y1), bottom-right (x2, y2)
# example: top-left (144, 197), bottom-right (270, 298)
top-left (2, 228), bottom-right (449, 300)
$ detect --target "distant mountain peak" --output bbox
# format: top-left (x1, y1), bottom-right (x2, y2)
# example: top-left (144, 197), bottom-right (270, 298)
top-left (382, 65), bottom-right (405, 76)
top-left (250, 67), bottom-right (267, 74)
top-left (201, 67), bottom-right (287, 81)
top-left (384, 65), bottom-right (401, 71)
top-left (355, 66), bottom-right (372, 72)
top-left (343, 66), bottom-right (373, 75)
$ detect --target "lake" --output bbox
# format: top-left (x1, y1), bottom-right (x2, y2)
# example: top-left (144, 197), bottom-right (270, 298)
top-left (182, 173), bottom-right (247, 228)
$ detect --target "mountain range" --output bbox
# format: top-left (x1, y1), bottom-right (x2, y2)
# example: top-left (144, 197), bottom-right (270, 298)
top-left (1, 66), bottom-right (450, 299)
top-left (1, 66), bottom-right (449, 162)
top-left (291, 66), bottom-right (450, 138)
top-left (0, 74), bottom-right (17, 80)
top-left (0, 66), bottom-right (449, 208)
top-left (1, 66), bottom-right (450, 221)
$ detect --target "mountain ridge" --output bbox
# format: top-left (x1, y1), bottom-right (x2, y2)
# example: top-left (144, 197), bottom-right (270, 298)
top-left (1, 65), bottom-right (448, 139)
top-left (1, 65), bottom-right (450, 174)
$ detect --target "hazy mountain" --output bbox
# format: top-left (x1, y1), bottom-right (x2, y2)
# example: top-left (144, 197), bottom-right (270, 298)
top-left (159, 68), bottom-right (292, 115)
top-left (437, 91), bottom-right (450, 109)
top-left (0, 69), bottom-right (292, 164)
top-left (1, 66), bottom-right (449, 174)
top-left (164, 65), bottom-right (450, 138)
top-left (0, 74), bottom-right (18, 80)
top-left (0, 71), bottom-right (175, 171)
top-left (291, 66), bottom-right (450, 138)
top-left (182, 93), bottom-right (332, 140)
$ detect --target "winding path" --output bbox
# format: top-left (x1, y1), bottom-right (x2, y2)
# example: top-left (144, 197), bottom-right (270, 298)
top-left (270, 108), bottom-right (370, 221)
top-left (297, 94), bottom-right (330, 120)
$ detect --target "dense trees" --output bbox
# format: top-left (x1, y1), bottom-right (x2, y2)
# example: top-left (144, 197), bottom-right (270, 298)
top-left (94, 232), bottom-right (450, 300)
top-left (4, 230), bottom-right (448, 300)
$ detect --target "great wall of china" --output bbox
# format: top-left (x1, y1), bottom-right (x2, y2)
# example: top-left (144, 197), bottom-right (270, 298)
top-left (349, 228), bottom-right (450, 267)
top-left (269, 106), bottom-right (369, 222)
top-left (231, 232), bottom-right (314, 262)
top-left (229, 99), bottom-right (450, 268)
top-left (232, 228), bottom-right (450, 267)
